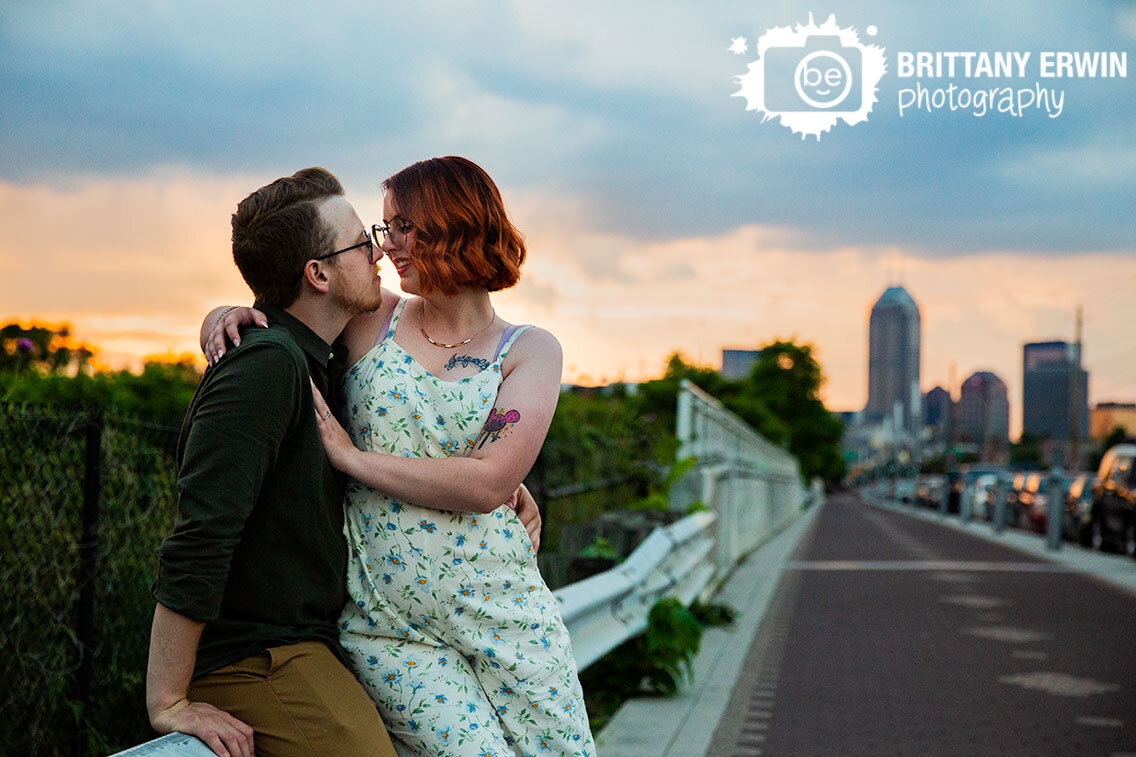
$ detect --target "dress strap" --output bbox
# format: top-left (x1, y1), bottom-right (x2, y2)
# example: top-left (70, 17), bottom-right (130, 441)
top-left (493, 324), bottom-right (532, 363)
top-left (376, 298), bottom-right (407, 346)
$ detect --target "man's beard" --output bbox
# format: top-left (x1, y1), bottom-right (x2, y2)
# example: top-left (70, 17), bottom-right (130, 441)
top-left (332, 279), bottom-right (383, 317)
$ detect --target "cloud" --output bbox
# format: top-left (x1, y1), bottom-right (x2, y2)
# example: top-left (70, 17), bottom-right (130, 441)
top-left (0, 170), bottom-right (258, 361)
top-left (2, 1), bottom-right (1135, 257)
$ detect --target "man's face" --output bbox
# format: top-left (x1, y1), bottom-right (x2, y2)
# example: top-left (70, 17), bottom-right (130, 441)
top-left (318, 195), bottom-right (383, 315)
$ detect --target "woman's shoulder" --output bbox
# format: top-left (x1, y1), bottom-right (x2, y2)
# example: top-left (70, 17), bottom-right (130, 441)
top-left (500, 324), bottom-right (561, 373)
top-left (509, 324), bottom-right (559, 351)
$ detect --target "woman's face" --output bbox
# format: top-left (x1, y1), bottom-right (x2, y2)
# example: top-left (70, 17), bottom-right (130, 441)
top-left (382, 191), bottom-right (420, 295)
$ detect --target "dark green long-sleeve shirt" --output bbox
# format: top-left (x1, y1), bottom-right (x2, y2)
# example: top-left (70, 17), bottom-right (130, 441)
top-left (152, 304), bottom-right (351, 678)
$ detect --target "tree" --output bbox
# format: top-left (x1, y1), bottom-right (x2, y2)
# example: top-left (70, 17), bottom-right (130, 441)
top-left (1, 322), bottom-right (201, 422)
top-left (740, 341), bottom-right (846, 485)
top-left (1009, 432), bottom-right (1043, 467)
top-left (0, 323), bottom-right (94, 375)
top-left (636, 343), bottom-right (846, 486)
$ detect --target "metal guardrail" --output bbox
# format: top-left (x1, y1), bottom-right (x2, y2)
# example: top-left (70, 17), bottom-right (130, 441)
top-left (554, 510), bottom-right (717, 669)
top-left (112, 733), bottom-right (215, 756)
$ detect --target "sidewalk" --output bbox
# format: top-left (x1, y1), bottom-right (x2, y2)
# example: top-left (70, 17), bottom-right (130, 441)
top-left (595, 502), bottom-right (823, 757)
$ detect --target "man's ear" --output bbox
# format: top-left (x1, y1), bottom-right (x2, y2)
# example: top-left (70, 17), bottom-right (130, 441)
top-left (299, 260), bottom-right (332, 294)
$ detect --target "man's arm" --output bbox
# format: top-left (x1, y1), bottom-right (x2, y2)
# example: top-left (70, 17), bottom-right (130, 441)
top-left (149, 339), bottom-right (300, 754)
top-left (146, 603), bottom-right (254, 757)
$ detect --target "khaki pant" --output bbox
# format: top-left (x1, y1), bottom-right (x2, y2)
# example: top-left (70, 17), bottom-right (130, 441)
top-left (188, 640), bottom-right (395, 757)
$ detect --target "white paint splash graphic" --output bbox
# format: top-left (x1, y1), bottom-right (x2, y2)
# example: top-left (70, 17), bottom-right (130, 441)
top-left (733, 13), bottom-right (887, 140)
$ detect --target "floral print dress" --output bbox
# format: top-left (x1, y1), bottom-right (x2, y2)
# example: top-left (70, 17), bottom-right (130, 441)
top-left (338, 298), bottom-right (595, 757)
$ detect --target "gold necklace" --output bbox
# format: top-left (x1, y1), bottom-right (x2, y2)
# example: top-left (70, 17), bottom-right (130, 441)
top-left (418, 299), bottom-right (495, 349)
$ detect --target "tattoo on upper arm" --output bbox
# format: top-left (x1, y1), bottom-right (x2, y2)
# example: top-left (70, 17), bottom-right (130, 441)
top-left (445, 354), bottom-right (490, 371)
top-left (476, 407), bottom-right (521, 449)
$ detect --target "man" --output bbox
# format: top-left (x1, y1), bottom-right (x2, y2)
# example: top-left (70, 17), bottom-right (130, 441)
top-left (152, 167), bottom-right (417, 756)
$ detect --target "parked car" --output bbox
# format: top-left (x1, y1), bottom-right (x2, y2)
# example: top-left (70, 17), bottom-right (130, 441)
top-left (1062, 472), bottom-right (1097, 546)
top-left (915, 474), bottom-right (946, 509)
top-left (1004, 472), bottom-right (1036, 527)
top-left (966, 473), bottom-right (1002, 521)
top-left (1090, 444), bottom-right (1136, 556)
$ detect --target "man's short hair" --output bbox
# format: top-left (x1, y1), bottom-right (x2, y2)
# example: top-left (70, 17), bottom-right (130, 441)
top-left (231, 167), bottom-right (345, 308)
top-left (383, 156), bottom-right (525, 296)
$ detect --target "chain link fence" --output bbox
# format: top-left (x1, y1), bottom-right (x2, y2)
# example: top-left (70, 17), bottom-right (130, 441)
top-left (1, 404), bottom-right (180, 756)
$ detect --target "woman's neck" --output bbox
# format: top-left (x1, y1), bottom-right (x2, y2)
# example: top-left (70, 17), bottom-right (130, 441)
top-left (415, 290), bottom-right (495, 340)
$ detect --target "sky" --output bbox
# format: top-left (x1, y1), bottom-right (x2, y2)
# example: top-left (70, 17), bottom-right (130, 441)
top-left (1, 0), bottom-right (1134, 437)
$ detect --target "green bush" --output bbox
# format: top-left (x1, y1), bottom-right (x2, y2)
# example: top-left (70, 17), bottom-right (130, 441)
top-left (579, 597), bottom-right (712, 732)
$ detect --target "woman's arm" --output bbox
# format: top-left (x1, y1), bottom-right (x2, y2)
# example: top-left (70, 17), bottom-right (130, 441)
top-left (199, 306), bottom-right (266, 364)
top-left (312, 327), bottom-right (562, 514)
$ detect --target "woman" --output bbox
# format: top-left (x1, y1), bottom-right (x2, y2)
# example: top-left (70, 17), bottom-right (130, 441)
top-left (204, 157), bottom-right (594, 756)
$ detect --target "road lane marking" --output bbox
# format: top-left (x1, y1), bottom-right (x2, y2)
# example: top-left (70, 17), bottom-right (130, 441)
top-left (939, 594), bottom-right (1009, 609)
top-left (964, 626), bottom-right (1053, 643)
top-left (999, 672), bottom-right (1120, 697)
top-left (931, 571), bottom-right (980, 582)
top-left (787, 560), bottom-right (1072, 572)
top-left (1077, 716), bottom-right (1123, 727)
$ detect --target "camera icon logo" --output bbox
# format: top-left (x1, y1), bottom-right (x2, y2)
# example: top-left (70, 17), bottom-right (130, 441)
top-left (733, 14), bottom-right (886, 139)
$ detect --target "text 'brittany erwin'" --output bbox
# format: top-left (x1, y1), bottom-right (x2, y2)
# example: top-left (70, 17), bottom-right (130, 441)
top-left (895, 51), bottom-right (1127, 79)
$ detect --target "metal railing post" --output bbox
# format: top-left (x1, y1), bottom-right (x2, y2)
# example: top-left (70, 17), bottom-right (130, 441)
top-left (1046, 475), bottom-right (1064, 551)
top-left (74, 412), bottom-right (104, 757)
top-left (992, 480), bottom-right (1007, 534)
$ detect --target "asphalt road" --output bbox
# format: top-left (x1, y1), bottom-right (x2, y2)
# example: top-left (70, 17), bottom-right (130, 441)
top-left (707, 491), bottom-right (1136, 757)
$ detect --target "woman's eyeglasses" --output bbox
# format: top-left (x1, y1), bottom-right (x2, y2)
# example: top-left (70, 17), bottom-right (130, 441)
top-left (371, 219), bottom-right (414, 248)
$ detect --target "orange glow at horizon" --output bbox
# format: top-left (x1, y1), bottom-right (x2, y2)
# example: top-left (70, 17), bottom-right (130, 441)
top-left (3, 173), bottom-right (1135, 441)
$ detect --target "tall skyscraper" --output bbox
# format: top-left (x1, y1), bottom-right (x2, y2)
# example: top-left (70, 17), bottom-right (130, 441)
top-left (957, 371), bottom-right (1010, 458)
top-left (923, 385), bottom-right (953, 443)
top-left (1022, 341), bottom-right (1089, 440)
top-left (866, 286), bottom-right (921, 435)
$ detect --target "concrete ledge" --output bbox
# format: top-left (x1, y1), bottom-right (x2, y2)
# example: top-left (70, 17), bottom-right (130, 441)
top-left (867, 495), bottom-right (1136, 598)
top-left (595, 501), bottom-right (823, 757)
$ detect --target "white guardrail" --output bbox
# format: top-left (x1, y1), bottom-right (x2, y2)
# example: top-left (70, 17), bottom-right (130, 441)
top-left (113, 379), bottom-right (817, 756)
top-left (555, 379), bottom-right (815, 669)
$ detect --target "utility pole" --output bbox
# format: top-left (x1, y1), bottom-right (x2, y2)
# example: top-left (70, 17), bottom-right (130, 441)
top-left (1070, 305), bottom-right (1083, 470)
top-left (948, 360), bottom-right (957, 446)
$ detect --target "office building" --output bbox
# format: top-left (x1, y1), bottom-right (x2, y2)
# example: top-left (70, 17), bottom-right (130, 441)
top-left (721, 349), bottom-right (758, 380)
top-left (956, 371), bottom-right (1010, 459)
top-left (1091, 402), bottom-right (1136, 440)
top-left (923, 386), bottom-right (952, 443)
top-left (865, 286), bottom-right (922, 435)
top-left (1022, 341), bottom-right (1089, 440)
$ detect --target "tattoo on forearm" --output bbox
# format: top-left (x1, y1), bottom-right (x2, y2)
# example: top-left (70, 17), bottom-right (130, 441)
top-left (476, 408), bottom-right (521, 449)
top-left (445, 354), bottom-right (490, 371)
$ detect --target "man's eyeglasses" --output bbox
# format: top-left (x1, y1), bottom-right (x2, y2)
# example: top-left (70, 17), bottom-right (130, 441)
top-left (312, 232), bottom-right (381, 263)
top-left (371, 219), bottom-right (414, 248)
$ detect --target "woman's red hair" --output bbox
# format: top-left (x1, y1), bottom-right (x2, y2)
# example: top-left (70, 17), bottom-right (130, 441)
top-left (383, 156), bottom-right (526, 296)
